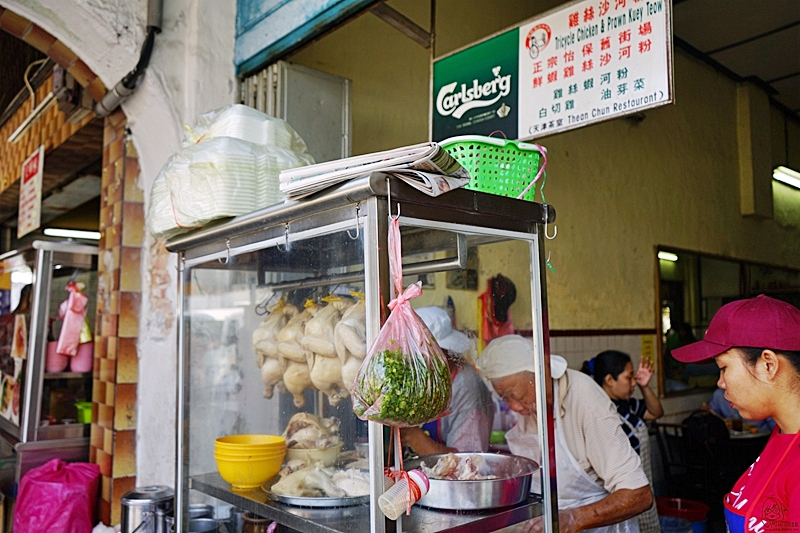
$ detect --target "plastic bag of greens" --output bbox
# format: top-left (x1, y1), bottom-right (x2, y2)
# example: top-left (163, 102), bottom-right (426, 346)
top-left (351, 216), bottom-right (451, 427)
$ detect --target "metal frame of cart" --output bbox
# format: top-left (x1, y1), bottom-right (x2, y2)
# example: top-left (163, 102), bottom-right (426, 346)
top-left (168, 174), bottom-right (559, 533)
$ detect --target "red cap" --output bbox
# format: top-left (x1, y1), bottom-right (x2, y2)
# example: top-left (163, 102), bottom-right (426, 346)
top-left (672, 295), bottom-right (800, 363)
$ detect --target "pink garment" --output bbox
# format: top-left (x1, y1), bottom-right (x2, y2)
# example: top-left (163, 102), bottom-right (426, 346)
top-left (56, 282), bottom-right (88, 357)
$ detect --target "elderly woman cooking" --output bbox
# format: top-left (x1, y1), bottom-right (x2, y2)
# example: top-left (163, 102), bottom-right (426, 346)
top-left (479, 335), bottom-right (652, 533)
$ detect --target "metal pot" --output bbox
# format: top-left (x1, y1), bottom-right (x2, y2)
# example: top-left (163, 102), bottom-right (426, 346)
top-left (165, 516), bottom-right (223, 533)
top-left (405, 453), bottom-right (538, 510)
top-left (121, 485), bottom-right (175, 533)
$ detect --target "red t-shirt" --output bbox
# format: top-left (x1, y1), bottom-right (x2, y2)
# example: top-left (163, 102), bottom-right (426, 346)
top-left (724, 429), bottom-right (800, 533)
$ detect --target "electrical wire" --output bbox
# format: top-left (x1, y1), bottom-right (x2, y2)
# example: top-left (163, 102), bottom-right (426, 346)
top-left (22, 59), bottom-right (48, 112)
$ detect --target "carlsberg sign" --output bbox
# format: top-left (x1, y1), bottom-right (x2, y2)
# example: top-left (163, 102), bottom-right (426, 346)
top-left (432, 28), bottom-right (519, 140)
top-left (436, 67), bottom-right (512, 119)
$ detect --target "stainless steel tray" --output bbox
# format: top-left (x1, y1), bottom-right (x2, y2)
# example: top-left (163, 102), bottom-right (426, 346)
top-left (262, 477), bottom-right (370, 508)
top-left (405, 453), bottom-right (539, 511)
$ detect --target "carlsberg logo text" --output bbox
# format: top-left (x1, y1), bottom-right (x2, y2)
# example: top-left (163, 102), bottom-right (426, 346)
top-left (436, 67), bottom-right (511, 119)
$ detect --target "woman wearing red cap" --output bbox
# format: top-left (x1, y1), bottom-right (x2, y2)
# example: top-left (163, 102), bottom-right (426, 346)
top-left (672, 295), bottom-right (800, 533)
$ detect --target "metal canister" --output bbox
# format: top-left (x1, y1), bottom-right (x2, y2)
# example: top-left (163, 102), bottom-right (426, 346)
top-left (121, 485), bottom-right (175, 533)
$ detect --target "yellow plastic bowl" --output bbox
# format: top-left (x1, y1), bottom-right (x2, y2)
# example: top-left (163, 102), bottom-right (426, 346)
top-left (215, 435), bottom-right (285, 448)
top-left (285, 443), bottom-right (342, 467)
top-left (214, 448), bottom-right (286, 459)
top-left (214, 443), bottom-right (286, 455)
top-left (215, 449), bottom-right (285, 490)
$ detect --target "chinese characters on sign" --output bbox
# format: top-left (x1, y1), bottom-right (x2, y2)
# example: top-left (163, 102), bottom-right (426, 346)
top-left (18, 145), bottom-right (44, 238)
top-left (518, 0), bottom-right (670, 138)
top-left (432, 0), bottom-right (671, 141)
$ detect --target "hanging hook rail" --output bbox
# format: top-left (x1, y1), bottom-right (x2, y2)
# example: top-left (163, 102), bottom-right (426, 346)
top-left (347, 203), bottom-right (361, 240)
top-left (218, 239), bottom-right (231, 264)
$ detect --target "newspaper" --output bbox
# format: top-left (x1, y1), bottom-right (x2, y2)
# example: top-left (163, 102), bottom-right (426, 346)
top-left (279, 142), bottom-right (470, 200)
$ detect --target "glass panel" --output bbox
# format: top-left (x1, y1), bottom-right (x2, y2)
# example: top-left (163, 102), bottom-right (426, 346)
top-left (183, 216), bottom-right (540, 525)
top-left (0, 260), bottom-right (34, 429)
top-left (186, 226), bottom-right (366, 483)
top-left (40, 261), bottom-right (97, 431)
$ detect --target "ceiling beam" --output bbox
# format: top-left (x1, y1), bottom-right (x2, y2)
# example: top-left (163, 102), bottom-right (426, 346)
top-left (370, 3), bottom-right (431, 49)
top-left (706, 20), bottom-right (800, 55)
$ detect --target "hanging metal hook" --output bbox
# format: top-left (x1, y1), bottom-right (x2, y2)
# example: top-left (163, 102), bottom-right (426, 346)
top-left (276, 224), bottom-right (290, 252)
top-left (347, 203), bottom-right (361, 240)
top-left (544, 220), bottom-right (557, 240)
top-left (218, 239), bottom-right (231, 264)
top-left (387, 178), bottom-right (400, 220)
top-left (543, 204), bottom-right (557, 240)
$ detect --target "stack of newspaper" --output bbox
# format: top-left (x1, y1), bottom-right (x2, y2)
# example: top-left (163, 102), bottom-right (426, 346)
top-left (279, 141), bottom-right (470, 201)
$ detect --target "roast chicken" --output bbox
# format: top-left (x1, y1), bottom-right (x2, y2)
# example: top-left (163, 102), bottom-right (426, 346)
top-left (278, 303), bottom-right (321, 407)
top-left (252, 302), bottom-right (299, 399)
top-left (303, 299), bottom-right (355, 406)
top-left (270, 463), bottom-right (369, 498)
top-left (283, 412), bottom-right (341, 449)
top-left (334, 299), bottom-right (367, 391)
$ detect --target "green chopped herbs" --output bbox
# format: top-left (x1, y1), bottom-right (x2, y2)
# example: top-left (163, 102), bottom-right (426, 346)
top-left (352, 347), bottom-right (451, 427)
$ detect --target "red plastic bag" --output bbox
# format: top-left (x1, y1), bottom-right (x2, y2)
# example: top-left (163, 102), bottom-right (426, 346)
top-left (14, 458), bottom-right (101, 533)
top-left (57, 281), bottom-right (89, 357)
top-left (351, 216), bottom-right (452, 427)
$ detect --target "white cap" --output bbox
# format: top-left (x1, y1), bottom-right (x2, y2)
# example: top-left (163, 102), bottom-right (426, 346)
top-left (477, 334), bottom-right (568, 380)
top-left (415, 306), bottom-right (471, 354)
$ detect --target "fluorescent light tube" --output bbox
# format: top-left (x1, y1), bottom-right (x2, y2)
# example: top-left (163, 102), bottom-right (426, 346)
top-left (658, 251), bottom-right (678, 262)
top-left (43, 228), bottom-right (101, 240)
top-left (773, 166), bottom-right (800, 190)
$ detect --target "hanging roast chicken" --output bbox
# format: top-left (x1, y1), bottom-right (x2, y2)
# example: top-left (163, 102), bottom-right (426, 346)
top-left (302, 298), bottom-right (355, 406)
top-left (334, 298), bottom-right (367, 392)
top-left (252, 301), bottom-right (299, 399)
top-left (277, 301), bottom-right (321, 407)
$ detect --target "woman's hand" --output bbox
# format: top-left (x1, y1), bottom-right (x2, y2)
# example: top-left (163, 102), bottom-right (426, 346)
top-left (634, 357), bottom-right (654, 387)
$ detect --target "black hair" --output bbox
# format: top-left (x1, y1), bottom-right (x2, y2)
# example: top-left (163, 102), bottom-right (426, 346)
top-left (581, 350), bottom-right (632, 387)
top-left (736, 347), bottom-right (800, 377)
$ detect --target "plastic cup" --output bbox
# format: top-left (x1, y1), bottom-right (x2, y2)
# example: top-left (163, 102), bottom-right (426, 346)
top-left (378, 470), bottom-right (429, 520)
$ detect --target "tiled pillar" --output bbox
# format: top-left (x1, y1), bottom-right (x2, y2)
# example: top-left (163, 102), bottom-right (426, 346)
top-left (91, 108), bottom-right (143, 525)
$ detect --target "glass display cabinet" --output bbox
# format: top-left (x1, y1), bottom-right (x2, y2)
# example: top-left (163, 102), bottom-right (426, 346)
top-left (0, 240), bottom-right (98, 494)
top-left (167, 175), bottom-right (558, 533)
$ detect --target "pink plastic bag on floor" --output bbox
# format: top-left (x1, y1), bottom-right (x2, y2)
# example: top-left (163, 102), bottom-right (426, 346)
top-left (14, 458), bottom-right (100, 533)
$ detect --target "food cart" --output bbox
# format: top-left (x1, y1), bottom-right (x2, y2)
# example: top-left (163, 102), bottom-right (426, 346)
top-left (0, 241), bottom-right (97, 502)
top-left (167, 175), bottom-right (558, 533)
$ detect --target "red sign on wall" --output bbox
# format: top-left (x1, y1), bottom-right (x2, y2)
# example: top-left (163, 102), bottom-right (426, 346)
top-left (18, 145), bottom-right (44, 238)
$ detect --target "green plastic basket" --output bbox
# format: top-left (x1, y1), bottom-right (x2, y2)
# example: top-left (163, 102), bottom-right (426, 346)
top-left (440, 135), bottom-right (546, 201)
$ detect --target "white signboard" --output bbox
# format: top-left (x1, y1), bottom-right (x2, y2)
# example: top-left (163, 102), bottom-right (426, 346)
top-left (18, 145), bottom-right (44, 238)
top-left (432, 0), bottom-right (672, 141)
top-left (518, 0), bottom-right (672, 138)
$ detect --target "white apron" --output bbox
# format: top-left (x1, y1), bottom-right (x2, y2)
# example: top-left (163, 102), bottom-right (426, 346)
top-left (506, 381), bottom-right (640, 533)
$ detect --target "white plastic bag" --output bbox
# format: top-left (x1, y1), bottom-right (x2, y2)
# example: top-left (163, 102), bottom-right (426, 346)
top-left (146, 105), bottom-right (314, 238)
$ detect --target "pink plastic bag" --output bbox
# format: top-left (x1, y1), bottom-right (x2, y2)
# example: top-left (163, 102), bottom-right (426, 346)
top-left (351, 216), bottom-right (452, 427)
top-left (57, 281), bottom-right (89, 357)
top-left (14, 458), bottom-right (100, 533)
